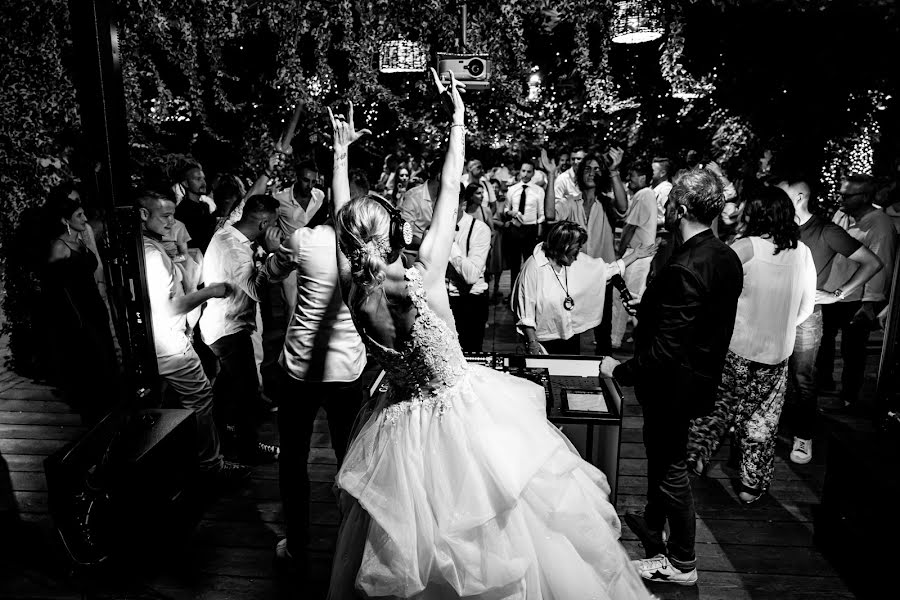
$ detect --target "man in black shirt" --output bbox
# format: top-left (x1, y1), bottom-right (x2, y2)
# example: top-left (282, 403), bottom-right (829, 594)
top-left (777, 179), bottom-right (880, 464)
top-left (175, 162), bottom-right (217, 253)
top-left (601, 169), bottom-right (743, 586)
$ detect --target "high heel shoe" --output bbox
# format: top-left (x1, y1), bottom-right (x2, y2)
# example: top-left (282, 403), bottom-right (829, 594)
top-left (737, 482), bottom-right (763, 505)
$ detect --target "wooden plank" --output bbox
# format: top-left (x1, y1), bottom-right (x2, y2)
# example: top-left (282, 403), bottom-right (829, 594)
top-left (615, 492), bottom-right (816, 523)
top-left (2, 454), bottom-right (47, 472)
top-left (618, 457), bottom-right (826, 482)
top-left (650, 571), bottom-right (855, 600)
top-left (14, 491), bottom-right (49, 513)
top-left (9, 472), bottom-right (47, 492)
top-left (0, 399), bottom-right (74, 413)
top-left (0, 438), bottom-right (68, 456)
top-left (0, 424), bottom-right (85, 440)
top-left (0, 387), bottom-right (66, 402)
top-left (618, 515), bottom-right (814, 547)
top-left (0, 411), bottom-right (84, 426)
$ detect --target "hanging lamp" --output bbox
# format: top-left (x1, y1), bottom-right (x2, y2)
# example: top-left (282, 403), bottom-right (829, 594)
top-left (378, 40), bottom-right (427, 73)
top-left (611, 1), bottom-right (664, 44)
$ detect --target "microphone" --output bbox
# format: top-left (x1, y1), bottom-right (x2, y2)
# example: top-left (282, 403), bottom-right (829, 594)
top-left (610, 274), bottom-right (637, 316)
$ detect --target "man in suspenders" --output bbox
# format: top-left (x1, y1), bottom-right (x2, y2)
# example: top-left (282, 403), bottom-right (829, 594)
top-left (447, 189), bottom-right (492, 352)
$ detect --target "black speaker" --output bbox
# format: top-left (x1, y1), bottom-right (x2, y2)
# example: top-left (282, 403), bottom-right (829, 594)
top-left (44, 408), bottom-right (196, 567)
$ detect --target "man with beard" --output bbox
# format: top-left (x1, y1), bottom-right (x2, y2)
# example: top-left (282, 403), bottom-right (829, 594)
top-left (601, 169), bottom-right (743, 585)
top-left (553, 147), bottom-right (586, 203)
top-left (174, 162), bottom-right (217, 253)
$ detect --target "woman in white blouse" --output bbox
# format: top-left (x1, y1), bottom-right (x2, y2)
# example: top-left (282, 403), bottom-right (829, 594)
top-left (687, 186), bottom-right (816, 503)
top-left (513, 221), bottom-right (655, 355)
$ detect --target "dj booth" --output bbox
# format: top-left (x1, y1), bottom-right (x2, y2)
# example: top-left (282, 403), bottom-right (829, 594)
top-left (369, 353), bottom-right (625, 505)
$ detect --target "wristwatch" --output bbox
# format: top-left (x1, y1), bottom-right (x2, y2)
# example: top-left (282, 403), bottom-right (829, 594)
top-left (833, 288), bottom-right (845, 300)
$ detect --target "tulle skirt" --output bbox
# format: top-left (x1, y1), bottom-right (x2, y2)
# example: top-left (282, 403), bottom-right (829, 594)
top-left (327, 365), bottom-right (653, 600)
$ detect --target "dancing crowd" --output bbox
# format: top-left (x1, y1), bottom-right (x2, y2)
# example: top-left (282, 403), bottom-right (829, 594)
top-left (31, 69), bottom-right (898, 594)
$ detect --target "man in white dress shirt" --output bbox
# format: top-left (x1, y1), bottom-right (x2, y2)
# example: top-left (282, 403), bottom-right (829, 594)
top-left (200, 195), bottom-right (285, 464)
top-left (448, 190), bottom-right (493, 352)
top-left (505, 160), bottom-right (546, 287)
top-left (139, 191), bottom-right (248, 485)
top-left (267, 213), bottom-right (366, 567)
top-left (272, 159), bottom-right (326, 321)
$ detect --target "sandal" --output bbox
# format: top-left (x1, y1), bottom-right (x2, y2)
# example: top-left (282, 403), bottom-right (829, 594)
top-left (737, 482), bottom-right (764, 505)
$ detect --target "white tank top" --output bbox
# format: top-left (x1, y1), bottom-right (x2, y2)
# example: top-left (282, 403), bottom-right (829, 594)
top-left (729, 237), bottom-right (816, 365)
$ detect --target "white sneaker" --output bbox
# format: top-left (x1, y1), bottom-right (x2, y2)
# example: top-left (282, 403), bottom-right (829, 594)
top-left (632, 554), bottom-right (698, 586)
top-left (790, 437), bottom-right (812, 464)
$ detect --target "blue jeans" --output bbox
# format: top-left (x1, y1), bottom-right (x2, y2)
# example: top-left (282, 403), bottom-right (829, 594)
top-left (786, 307), bottom-right (823, 439)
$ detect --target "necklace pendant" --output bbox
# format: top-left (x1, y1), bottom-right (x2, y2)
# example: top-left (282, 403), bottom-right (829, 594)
top-left (563, 296), bottom-right (575, 311)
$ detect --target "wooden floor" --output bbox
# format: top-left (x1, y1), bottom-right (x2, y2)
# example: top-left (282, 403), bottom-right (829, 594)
top-left (0, 274), bottom-right (876, 599)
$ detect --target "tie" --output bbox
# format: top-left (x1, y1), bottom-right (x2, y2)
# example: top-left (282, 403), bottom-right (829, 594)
top-left (518, 184), bottom-right (528, 216)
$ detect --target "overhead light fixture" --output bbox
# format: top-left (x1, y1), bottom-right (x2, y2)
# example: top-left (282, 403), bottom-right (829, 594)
top-left (611, 1), bottom-right (664, 44)
top-left (378, 40), bottom-right (427, 73)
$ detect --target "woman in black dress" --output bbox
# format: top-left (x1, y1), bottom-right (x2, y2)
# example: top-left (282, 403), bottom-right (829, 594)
top-left (41, 187), bottom-right (118, 424)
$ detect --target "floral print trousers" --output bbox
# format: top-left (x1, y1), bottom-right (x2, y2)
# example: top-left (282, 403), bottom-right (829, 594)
top-left (688, 351), bottom-right (788, 493)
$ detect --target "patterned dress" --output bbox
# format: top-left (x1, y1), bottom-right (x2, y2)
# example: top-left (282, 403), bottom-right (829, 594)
top-left (327, 265), bottom-right (653, 599)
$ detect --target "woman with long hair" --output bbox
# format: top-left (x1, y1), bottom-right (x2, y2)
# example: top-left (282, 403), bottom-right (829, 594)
top-left (325, 71), bottom-right (653, 599)
top-left (687, 185), bottom-right (816, 503)
top-left (40, 185), bottom-right (119, 424)
top-left (388, 163), bottom-right (411, 206)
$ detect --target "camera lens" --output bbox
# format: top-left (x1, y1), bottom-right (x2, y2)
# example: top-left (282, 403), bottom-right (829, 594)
top-left (466, 59), bottom-right (484, 77)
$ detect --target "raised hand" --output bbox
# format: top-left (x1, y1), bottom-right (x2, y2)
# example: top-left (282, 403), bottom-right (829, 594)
top-left (327, 101), bottom-right (372, 151)
top-left (263, 225), bottom-right (283, 253)
top-left (430, 67), bottom-right (466, 124)
top-left (539, 148), bottom-right (557, 175)
top-left (607, 146), bottom-right (624, 171)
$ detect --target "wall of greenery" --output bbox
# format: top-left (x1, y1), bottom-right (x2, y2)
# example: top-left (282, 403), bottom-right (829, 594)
top-left (1, 0), bottom-right (897, 372)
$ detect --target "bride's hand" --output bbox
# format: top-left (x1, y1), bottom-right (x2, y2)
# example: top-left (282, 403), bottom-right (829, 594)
top-left (327, 101), bottom-right (372, 152)
top-left (429, 67), bottom-right (466, 124)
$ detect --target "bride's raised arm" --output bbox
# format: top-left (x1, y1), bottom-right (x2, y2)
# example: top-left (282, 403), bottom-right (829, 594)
top-left (416, 69), bottom-right (466, 285)
top-left (328, 102), bottom-right (371, 288)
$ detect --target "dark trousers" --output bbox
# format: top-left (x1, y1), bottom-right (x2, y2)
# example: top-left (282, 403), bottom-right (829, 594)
top-left (638, 400), bottom-right (696, 570)
top-left (816, 301), bottom-right (871, 406)
top-left (542, 333), bottom-right (581, 355)
top-left (450, 293), bottom-right (489, 353)
top-left (276, 368), bottom-right (362, 555)
top-left (209, 331), bottom-right (260, 456)
top-left (786, 307), bottom-right (823, 439)
top-left (593, 285), bottom-right (614, 355)
top-left (505, 224), bottom-right (539, 288)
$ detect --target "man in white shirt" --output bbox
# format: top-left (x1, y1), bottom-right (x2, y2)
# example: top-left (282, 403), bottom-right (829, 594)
top-left (611, 164), bottom-right (658, 347)
top-left (200, 195), bottom-right (285, 464)
top-left (448, 191), bottom-right (493, 352)
top-left (505, 160), bottom-right (546, 287)
top-left (651, 157), bottom-right (674, 226)
top-left (272, 160), bottom-right (326, 322)
top-left (267, 216), bottom-right (366, 566)
top-left (139, 191), bottom-right (248, 485)
top-left (400, 157), bottom-right (443, 251)
top-left (553, 147), bottom-right (586, 203)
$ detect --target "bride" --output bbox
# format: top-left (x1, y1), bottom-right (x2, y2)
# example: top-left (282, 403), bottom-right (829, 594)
top-left (326, 69), bottom-right (653, 600)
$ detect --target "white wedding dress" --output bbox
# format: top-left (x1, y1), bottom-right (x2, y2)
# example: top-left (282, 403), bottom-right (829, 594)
top-left (328, 265), bottom-right (653, 599)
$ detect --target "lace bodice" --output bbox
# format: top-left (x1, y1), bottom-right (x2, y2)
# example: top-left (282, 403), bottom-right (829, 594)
top-left (360, 266), bottom-right (467, 400)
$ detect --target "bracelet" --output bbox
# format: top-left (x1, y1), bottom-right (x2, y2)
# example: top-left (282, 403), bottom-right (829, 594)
top-left (450, 124), bottom-right (467, 132)
top-left (609, 170), bottom-right (620, 177)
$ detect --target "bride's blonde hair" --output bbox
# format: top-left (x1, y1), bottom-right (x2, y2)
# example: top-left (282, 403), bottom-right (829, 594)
top-left (336, 196), bottom-right (394, 288)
